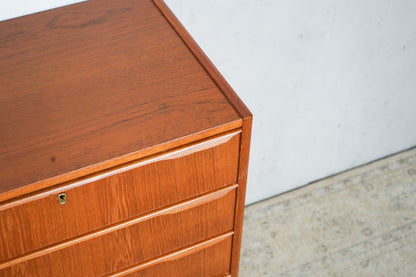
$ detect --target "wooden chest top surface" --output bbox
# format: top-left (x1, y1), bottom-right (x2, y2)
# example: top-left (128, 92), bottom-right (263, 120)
top-left (0, 0), bottom-right (242, 200)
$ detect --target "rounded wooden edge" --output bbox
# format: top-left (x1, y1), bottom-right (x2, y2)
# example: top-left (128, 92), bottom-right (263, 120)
top-left (150, 3), bottom-right (254, 274)
top-left (0, 184), bottom-right (238, 269)
top-left (107, 232), bottom-right (234, 277)
top-left (151, 0), bottom-right (252, 119)
top-left (0, 120), bottom-right (241, 203)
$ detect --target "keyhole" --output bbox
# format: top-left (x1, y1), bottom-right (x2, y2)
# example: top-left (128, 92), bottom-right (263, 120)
top-left (58, 193), bottom-right (67, 205)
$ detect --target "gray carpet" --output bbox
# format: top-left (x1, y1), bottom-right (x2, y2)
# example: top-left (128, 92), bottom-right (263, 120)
top-left (240, 148), bottom-right (416, 276)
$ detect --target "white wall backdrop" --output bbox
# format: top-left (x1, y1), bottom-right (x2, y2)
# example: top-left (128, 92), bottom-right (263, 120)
top-left (165, 0), bottom-right (416, 204)
top-left (0, 0), bottom-right (86, 21)
top-left (3, 0), bottom-right (416, 205)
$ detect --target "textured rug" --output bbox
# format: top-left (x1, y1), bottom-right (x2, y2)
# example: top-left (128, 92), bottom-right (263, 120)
top-left (240, 148), bottom-right (416, 276)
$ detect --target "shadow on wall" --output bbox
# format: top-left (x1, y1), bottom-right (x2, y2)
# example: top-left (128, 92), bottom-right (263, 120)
top-left (165, 0), bottom-right (416, 204)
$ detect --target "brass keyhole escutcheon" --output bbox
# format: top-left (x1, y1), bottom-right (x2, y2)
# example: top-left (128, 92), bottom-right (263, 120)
top-left (57, 193), bottom-right (67, 205)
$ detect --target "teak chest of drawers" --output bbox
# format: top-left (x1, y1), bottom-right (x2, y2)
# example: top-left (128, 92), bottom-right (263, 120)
top-left (0, 0), bottom-right (252, 276)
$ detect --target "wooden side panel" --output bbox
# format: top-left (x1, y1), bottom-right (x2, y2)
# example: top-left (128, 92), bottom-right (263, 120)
top-left (111, 234), bottom-right (233, 277)
top-left (231, 117), bottom-right (253, 276)
top-left (0, 132), bottom-right (240, 262)
top-left (0, 187), bottom-right (236, 276)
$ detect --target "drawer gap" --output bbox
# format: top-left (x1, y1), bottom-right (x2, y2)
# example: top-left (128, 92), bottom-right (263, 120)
top-left (0, 183), bottom-right (238, 270)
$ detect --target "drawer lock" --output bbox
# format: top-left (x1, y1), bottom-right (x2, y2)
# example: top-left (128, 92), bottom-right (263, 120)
top-left (57, 193), bottom-right (67, 205)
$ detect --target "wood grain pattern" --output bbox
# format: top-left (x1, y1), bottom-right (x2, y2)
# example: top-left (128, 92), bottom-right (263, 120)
top-left (0, 0), bottom-right (241, 201)
top-left (231, 117), bottom-right (253, 276)
top-left (152, 1), bottom-right (254, 275)
top-left (0, 0), bottom-right (253, 275)
top-left (0, 131), bottom-right (240, 261)
top-left (152, 0), bottom-right (252, 119)
top-left (109, 232), bottom-right (233, 277)
top-left (0, 186), bottom-right (237, 276)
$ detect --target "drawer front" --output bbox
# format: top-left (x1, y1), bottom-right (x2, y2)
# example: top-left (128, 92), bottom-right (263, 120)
top-left (114, 234), bottom-right (233, 277)
top-left (0, 131), bottom-right (240, 261)
top-left (0, 186), bottom-right (236, 276)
